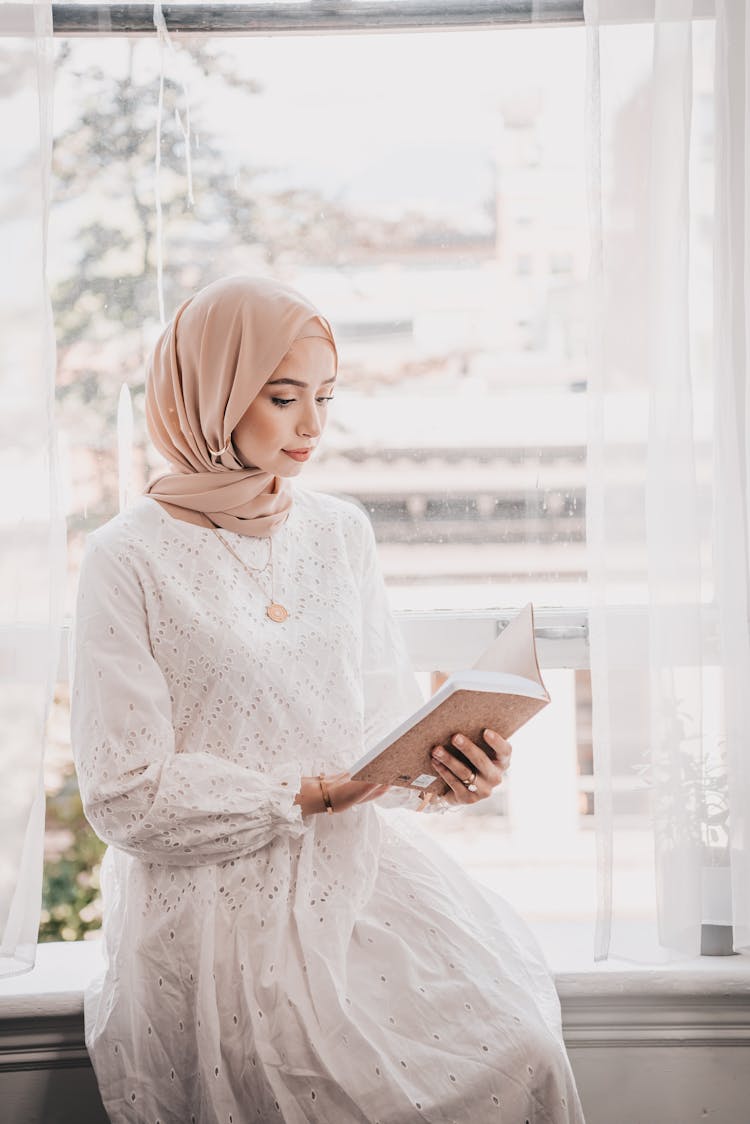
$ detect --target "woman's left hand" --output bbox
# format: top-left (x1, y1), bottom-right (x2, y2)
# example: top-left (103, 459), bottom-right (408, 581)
top-left (430, 728), bottom-right (512, 805)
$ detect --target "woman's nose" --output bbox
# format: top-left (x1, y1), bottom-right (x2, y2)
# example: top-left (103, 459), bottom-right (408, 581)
top-left (297, 400), bottom-right (322, 439)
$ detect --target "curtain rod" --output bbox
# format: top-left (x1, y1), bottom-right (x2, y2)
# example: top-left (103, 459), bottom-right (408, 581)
top-left (51, 1), bottom-right (585, 36)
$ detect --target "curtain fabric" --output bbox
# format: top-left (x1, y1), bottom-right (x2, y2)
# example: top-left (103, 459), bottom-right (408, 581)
top-left (585, 0), bottom-right (750, 960)
top-left (713, 0), bottom-right (750, 955)
top-left (0, 0), bottom-right (64, 977)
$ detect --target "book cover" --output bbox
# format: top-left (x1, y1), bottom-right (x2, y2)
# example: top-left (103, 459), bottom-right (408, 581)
top-left (349, 603), bottom-right (549, 798)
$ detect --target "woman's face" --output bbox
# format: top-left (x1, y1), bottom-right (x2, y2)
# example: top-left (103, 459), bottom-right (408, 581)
top-left (232, 337), bottom-right (337, 476)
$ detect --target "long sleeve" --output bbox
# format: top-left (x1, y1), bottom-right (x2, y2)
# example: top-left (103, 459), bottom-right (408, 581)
top-left (70, 536), bottom-right (307, 867)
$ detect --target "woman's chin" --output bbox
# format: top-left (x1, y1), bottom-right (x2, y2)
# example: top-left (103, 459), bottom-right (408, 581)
top-left (275, 457), bottom-right (307, 478)
top-left (238, 453), bottom-right (306, 477)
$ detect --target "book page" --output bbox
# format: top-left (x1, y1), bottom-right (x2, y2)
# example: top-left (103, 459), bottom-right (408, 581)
top-left (471, 603), bottom-right (547, 695)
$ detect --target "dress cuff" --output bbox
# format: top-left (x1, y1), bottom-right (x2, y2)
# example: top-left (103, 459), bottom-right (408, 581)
top-left (267, 761), bottom-right (308, 834)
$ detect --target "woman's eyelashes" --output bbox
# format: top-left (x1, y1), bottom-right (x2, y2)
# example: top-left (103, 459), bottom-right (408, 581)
top-left (270, 396), bottom-right (334, 408)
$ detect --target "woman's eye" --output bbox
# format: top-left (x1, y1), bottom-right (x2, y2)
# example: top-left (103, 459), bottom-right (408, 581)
top-left (316, 396), bottom-right (335, 404)
top-left (271, 397), bottom-right (295, 407)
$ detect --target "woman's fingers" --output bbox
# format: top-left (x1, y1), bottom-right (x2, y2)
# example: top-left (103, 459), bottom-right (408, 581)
top-left (431, 729), bottom-right (512, 799)
top-left (430, 753), bottom-right (478, 801)
top-left (432, 736), bottom-right (497, 786)
top-left (431, 745), bottom-right (485, 792)
top-left (447, 733), bottom-right (493, 779)
top-left (483, 728), bottom-right (512, 761)
top-left (483, 729), bottom-right (512, 777)
top-left (458, 729), bottom-right (511, 781)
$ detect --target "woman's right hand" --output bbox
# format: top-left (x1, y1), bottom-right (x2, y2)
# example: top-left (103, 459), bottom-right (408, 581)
top-left (294, 773), bottom-right (391, 816)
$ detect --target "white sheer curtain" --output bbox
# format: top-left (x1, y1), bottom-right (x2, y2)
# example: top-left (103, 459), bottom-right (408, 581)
top-left (0, 0), bottom-right (65, 977)
top-left (585, 0), bottom-right (750, 960)
top-left (714, 0), bottom-right (750, 956)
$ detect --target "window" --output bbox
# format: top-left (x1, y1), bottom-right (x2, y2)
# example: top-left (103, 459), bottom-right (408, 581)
top-left (42, 2), bottom-right (690, 958)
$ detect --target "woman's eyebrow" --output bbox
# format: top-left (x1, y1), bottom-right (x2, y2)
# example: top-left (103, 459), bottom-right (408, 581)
top-left (266, 376), bottom-right (337, 388)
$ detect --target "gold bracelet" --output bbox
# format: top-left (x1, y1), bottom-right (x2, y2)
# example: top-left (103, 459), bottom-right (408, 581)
top-left (318, 773), bottom-right (334, 815)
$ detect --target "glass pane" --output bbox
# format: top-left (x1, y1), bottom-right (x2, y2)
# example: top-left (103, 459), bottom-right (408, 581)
top-left (47, 21), bottom-right (596, 948)
top-left (51, 24), bottom-right (589, 619)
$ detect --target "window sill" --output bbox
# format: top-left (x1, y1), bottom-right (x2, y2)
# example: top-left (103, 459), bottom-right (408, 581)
top-left (1, 929), bottom-right (749, 1069)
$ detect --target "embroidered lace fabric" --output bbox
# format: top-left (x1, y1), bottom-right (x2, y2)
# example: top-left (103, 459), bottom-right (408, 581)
top-left (70, 486), bottom-right (585, 1124)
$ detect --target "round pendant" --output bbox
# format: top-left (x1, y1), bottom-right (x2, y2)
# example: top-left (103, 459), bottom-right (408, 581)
top-left (267, 602), bottom-right (289, 623)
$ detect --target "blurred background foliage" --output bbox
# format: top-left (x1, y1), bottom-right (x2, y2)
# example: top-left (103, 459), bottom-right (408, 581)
top-left (41, 781), bottom-right (106, 942)
top-left (42, 685), bottom-right (106, 941)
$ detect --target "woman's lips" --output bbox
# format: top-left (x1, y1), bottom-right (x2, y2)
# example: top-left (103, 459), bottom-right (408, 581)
top-left (283, 448), bottom-right (313, 461)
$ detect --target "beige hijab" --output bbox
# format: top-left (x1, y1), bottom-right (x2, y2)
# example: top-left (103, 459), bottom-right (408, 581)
top-left (143, 275), bottom-right (338, 536)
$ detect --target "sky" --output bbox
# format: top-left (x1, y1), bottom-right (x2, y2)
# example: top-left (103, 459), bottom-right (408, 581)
top-left (51, 23), bottom-right (589, 227)
top-left (199, 26), bottom-right (588, 212)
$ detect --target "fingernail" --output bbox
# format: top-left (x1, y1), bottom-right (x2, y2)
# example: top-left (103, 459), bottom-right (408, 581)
top-left (483, 729), bottom-right (494, 741)
top-left (453, 735), bottom-right (465, 747)
top-left (433, 747), bottom-right (444, 758)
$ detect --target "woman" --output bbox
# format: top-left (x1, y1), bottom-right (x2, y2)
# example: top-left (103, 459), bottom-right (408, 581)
top-left (71, 275), bottom-right (585, 1123)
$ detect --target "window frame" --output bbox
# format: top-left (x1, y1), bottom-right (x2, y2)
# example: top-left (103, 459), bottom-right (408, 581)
top-left (46, 610), bottom-right (590, 682)
top-left (50, 1), bottom-right (587, 38)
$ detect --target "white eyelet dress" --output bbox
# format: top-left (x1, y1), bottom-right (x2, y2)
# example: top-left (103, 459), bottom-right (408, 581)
top-left (70, 485), bottom-right (585, 1124)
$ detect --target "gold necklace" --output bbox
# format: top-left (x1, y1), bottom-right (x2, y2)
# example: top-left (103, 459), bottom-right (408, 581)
top-left (211, 529), bottom-right (289, 623)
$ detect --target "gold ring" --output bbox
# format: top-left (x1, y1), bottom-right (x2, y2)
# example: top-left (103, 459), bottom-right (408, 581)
top-left (464, 769), bottom-right (477, 788)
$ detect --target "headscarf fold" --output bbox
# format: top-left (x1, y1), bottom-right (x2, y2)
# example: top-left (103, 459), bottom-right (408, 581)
top-left (143, 275), bottom-right (338, 536)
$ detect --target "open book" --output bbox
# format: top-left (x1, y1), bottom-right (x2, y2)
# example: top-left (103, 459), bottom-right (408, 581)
top-left (349, 603), bottom-right (549, 800)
